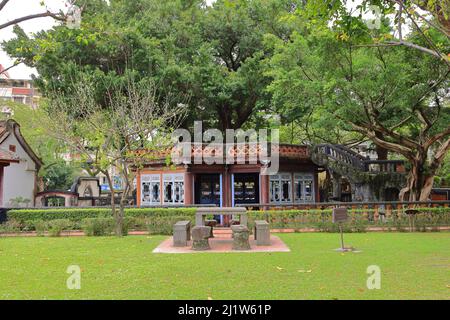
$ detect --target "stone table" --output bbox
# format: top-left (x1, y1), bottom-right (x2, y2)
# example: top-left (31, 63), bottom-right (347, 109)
top-left (195, 207), bottom-right (248, 227)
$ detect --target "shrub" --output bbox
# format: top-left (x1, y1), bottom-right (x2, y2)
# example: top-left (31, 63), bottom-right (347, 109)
top-left (0, 219), bottom-right (22, 233)
top-left (6, 208), bottom-right (197, 224)
top-left (33, 220), bottom-right (48, 236)
top-left (147, 216), bottom-right (194, 235)
top-left (3, 206), bottom-right (450, 234)
top-left (48, 219), bottom-right (71, 237)
top-left (82, 218), bottom-right (115, 236)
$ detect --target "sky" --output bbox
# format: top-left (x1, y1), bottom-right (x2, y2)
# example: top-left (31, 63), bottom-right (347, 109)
top-left (0, 0), bottom-right (68, 79)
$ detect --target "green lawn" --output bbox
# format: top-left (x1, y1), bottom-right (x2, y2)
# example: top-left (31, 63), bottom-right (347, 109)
top-left (0, 233), bottom-right (449, 300)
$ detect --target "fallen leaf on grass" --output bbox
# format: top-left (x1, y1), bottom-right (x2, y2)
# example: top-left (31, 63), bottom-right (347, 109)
top-left (297, 269), bottom-right (312, 273)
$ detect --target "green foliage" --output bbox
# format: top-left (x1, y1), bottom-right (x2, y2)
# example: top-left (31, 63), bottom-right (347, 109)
top-left (4, 207), bottom-right (449, 234)
top-left (146, 215), bottom-right (194, 235)
top-left (33, 220), bottom-right (47, 236)
top-left (82, 218), bottom-right (116, 236)
top-left (0, 102), bottom-right (82, 187)
top-left (9, 197), bottom-right (32, 208)
top-left (42, 160), bottom-right (80, 191)
top-left (6, 207), bottom-right (197, 224)
top-left (47, 219), bottom-right (72, 237)
top-left (1, 0), bottom-right (300, 130)
top-left (434, 153), bottom-right (450, 187)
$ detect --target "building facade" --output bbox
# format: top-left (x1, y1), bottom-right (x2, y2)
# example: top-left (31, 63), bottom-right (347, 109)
top-left (0, 119), bottom-right (42, 207)
top-left (0, 148), bottom-right (19, 207)
top-left (136, 144), bottom-right (321, 223)
top-left (0, 65), bottom-right (40, 110)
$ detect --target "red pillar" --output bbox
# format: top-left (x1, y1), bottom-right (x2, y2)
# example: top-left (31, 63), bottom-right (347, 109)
top-left (260, 173), bottom-right (269, 211)
top-left (222, 168), bottom-right (231, 225)
top-left (184, 171), bottom-right (194, 205)
top-left (0, 165), bottom-right (4, 207)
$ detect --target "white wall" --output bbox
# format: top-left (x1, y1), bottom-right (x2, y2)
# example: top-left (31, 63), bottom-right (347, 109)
top-left (1, 133), bottom-right (37, 207)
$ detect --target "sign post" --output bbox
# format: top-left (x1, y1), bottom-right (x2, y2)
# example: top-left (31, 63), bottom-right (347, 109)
top-left (332, 207), bottom-right (349, 252)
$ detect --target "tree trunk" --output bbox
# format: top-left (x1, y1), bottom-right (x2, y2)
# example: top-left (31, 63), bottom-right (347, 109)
top-left (419, 175), bottom-right (435, 201)
top-left (117, 162), bottom-right (132, 237)
top-left (399, 156), bottom-right (436, 202)
top-left (105, 171), bottom-right (123, 236)
top-left (375, 131), bottom-right (388, 160)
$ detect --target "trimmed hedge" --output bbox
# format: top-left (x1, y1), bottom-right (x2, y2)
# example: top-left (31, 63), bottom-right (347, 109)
top-left (1, 206), bottom-right (449, 235)
top-left (6, 208), bottom-right (197, 223)
top-left (246, 207), bottom-right (450, 232)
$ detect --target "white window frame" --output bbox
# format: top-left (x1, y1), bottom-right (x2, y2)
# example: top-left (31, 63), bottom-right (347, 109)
top-left (269, 173), bottom-right (292, 204)
top-left (294, 173), bottom-right (315, 203)
top-left (163, 173), bottom-right (185, 205)
top-left (141, 174), bottom-right (161, 206)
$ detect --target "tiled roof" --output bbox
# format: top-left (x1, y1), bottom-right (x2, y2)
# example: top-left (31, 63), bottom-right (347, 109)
top-left (136, 143), bottom-right (311, 165)
top-left (0, 121), bottom-right (7, 140)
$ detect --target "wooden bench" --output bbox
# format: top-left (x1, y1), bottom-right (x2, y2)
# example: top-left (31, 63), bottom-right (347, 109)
top-left (173, 220), bottom-right (191, 247)
top-left (254, 220), bottom-right (270, 246)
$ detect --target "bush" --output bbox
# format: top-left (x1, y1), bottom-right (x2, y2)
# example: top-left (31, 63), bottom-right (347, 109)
top-left (7, 208), bottom-right (197, 223)
top-left (82, 218), bottom-right (116, 236)
top-left (0, 219), bottom-right (22, 233)
top-left (3, 206), bottom-right (450, 235)
top-left (147, 216), bottom-right (194, 235)
top-left (48, 219), bottom-right (71, 237)
top-left (33, 220), bottom-right (48, 236)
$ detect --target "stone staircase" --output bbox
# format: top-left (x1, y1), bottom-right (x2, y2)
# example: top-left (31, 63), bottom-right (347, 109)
top-left (311, 144), bottom-right (406, 201)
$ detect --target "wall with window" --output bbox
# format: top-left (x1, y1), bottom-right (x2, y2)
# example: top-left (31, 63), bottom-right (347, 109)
top-left (269, 172), bottom-right (315, 204)
top-left (140, 173), bottom-right (185, 206)
top-left (1, 133), bottom-right (37, 207)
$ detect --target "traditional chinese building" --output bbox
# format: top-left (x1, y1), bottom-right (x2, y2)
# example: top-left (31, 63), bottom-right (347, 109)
top-left (135, 142), bottom-right (414, 217)
top-left (136, 144), bottom-right (320, 219)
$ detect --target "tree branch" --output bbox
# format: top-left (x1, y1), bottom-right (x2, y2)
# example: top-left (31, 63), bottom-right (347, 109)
top-left (424, 127), bottom-right (450, 151)
top-left (0, 60), bottom-right (23, 76)
top-left (0, 11), bottom-right (66, 30)
top-left (0, 0), bottom-right (9, 11)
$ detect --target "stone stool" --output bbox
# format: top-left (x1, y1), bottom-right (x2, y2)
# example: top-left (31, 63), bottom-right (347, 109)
top-left (231, 225), bottom-right (251, 250)
top-left (191, 226), bottom-right (211, 251)
top-left (229, 219), bottom-right (240, 238)
top-left (204, 219), bottom-right (217, 238)
top-left (254, 220), bottom-right (270, 246)
top-left (173, 220), bottom-right (191, 247)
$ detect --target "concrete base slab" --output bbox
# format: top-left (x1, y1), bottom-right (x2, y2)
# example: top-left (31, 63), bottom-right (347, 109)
top-left (152, 235), bottom-right (290, 254)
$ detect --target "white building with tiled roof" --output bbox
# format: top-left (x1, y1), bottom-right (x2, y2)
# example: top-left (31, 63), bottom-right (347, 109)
top-left (0, 119), bottom-right (42, 207)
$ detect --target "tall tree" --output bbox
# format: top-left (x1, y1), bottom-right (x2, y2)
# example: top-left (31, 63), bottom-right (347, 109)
top-left (304, 0), bottom-right (450, 66)
top-left (46, 75), bottom-right (186, 235)
top-left (2, 0), bottom-right (297, 130)
top-left (267, 19), bottom-right (450, 201)
top-left (0, 0), bottom-right (81, 75)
